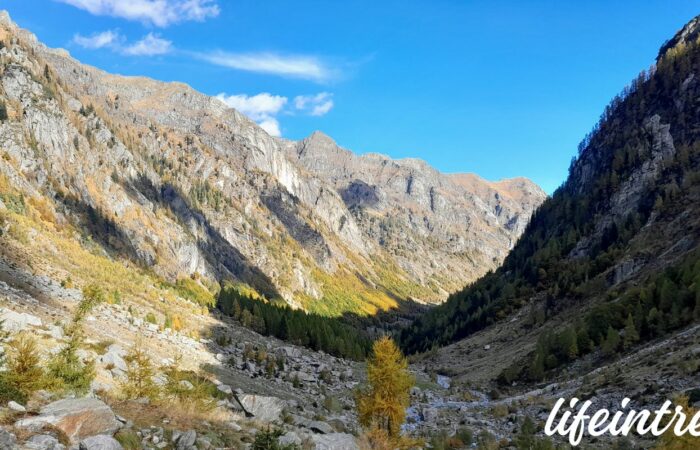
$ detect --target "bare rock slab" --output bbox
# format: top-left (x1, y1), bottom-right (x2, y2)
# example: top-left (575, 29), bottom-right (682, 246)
top-left (15, 398), bottom-right (120, 443)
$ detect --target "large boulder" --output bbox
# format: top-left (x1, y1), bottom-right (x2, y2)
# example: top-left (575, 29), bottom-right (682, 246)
top-left (15, 398), bottom-right (120, 443)
top-left (100, 345), bottom-right (127, 373)
top-left (1, 309), bottom-right (42, 332)
top-left (238, 395), bottom-right (286, 422)
top-left (79, 435), bottom-right (123, 450)
top-left (311, 433), bottom-right (358, 450)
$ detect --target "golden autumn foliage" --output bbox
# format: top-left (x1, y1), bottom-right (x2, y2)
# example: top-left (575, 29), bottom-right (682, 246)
top-left (655, 396), bottom-right (700, 450)
top-left (356, 336), bottom-right (418, 448)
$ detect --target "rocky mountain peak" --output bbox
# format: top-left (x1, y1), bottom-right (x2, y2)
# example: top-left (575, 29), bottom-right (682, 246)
top-left (658, 14), bottom-right (700, 61)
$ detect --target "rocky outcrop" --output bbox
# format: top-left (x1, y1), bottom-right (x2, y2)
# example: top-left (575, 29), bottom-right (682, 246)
top-left (15, 398), bottom-right (120, 443)
top-left (0, 11), bottom-right (544, 312)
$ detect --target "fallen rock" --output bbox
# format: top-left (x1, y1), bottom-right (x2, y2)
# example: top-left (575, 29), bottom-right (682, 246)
top-left (279, 431), bottom-right (302, 446)
top-left (239, 395), bottom-right (286, 422)
top-left (175, 430), bottom-right (197, 450)
top-left (311, 433), bottom-right (358, 450)
top-left (1, 309), bottom-right (42, 332)
top-left (308, 420), bottom-right (334, 434)
top-left (15, 398), bottom-right (120, 443)
top-left (25, 433), bottom-right (66, 450)
top-left (79, 435), bottom-right (123, 450)
top-left (8, 400), bottom-right (26, 412)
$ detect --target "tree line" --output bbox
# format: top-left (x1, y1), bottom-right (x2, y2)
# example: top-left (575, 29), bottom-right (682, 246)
top-left (217, 282), bottom-right (371, 360)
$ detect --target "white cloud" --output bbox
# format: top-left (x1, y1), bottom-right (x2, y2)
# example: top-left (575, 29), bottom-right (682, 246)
top-left (202, 52), bottom-right (335, 82)
top-left (257, 118), bottom-right (282, 137)
top-left (72, 29), bottom-right (121, 49)
top-left (215, 93), bottom-right (287, 121)
top-left (57, 0), bottom-right (219, 27)
top-left (216, 91), bottom-right (335, 137)
top-left (294, 92), bottom-right (334, 116)
top-left (122, 33), bottom-right (172, 56)
top-left (216, 93), bottom-right (288, 137)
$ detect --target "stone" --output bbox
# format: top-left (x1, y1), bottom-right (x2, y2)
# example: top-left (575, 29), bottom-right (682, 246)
top-left (308, 420), bottom-right (334, 434)
top-left (25, 434), bottom-right (66, 450)
top-left (422, 407), bottom-right (438, 422)
top-left (179, 380), bottom-right (194, 390)
top-left (216, 384), bottom-right (232, 395)
top-left (15, 398), bottom-right (120, 443)
top-left (1, 309), bottom-right (42, 332)
top-left (8, 400), bottom-right (26, 412)
top-left (239, 395), bottom-right (286, 422)
top-left (310, 433), bottom-right (358, 450)
top-left (279, 431), bottom-right (302, 446)
top-left (175, 430), bottom-right (197, 450)
top-left (0, 429), bottom-right (17, 450)
top-left (79, 435), bottom-right (123, 450)
top-left (100, 347), bottom-right (127, 372)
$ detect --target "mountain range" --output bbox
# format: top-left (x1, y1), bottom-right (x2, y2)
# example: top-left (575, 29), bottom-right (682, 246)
top-left (0, 10), bottom-right (544, 318)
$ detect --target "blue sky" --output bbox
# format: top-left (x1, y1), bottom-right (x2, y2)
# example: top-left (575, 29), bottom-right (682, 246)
top-left (5, 1), bottom-right (699, 193)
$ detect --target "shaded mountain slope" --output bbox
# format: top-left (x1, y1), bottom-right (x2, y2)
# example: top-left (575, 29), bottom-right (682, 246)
top-left (399, 14), bottom-right (700, 386)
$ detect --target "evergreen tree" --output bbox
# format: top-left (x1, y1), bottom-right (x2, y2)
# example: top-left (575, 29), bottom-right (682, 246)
top-left (122, 341), bottom-right (159, 400)
top-left (356, 337), bottom-right (414, 442)
top-left (623, 313), bottom-right (639, 349)
top-left (602, 326), bottom-right (620, 356)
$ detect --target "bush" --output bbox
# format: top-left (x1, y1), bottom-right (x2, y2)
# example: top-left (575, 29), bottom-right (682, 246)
top-left (114, 429), bottom-right (141, 450)
top-left (252, 427), bottom-right (300, 450)
top-left (162, 355), bottom-right (216, 410)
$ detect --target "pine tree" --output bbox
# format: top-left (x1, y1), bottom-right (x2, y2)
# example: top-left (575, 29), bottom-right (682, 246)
top-left (561, 327), bottom-right (578, 360)
top-left (623, 313), bottom-right (640, 349)
top-left (601, 326), bottom-right (620, 356)
top-left (4, 333), bottom-right (45, 398)
top-left (356, 337), bottom-right (414, 441)
top-left (576, 327), bottom-right (593, 354)
top-left (48, 292), bottom-right (99, 393)
top-left (122, 341), bottom-right (159, 400)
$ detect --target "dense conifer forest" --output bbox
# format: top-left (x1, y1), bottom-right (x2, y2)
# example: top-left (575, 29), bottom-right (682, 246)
top-left (398, 36), bottom-right (700, 368)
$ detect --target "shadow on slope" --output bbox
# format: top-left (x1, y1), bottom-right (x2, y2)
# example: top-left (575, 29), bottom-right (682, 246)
top-left (123, 175), bottom-right (281, 300)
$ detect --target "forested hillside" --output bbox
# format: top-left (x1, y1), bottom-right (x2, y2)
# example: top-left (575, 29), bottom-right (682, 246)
top-left (399, 16), bottom-right (700, 383)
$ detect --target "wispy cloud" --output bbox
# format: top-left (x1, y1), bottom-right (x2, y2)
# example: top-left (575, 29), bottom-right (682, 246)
top-left (202, 52), bottom-right (337, 83)
top-left (122, 33), bottom-right (172, 56)
top-left (294, 92), bottom-right (334, 116)
top-left (72, 29), bottom-right (172, 56)
top-left (72, 29), bottom-right (121, 49)
top-left (216, 91), bottom-right (334, 137)
top-left (57, 0), bottom-right (219, 27)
